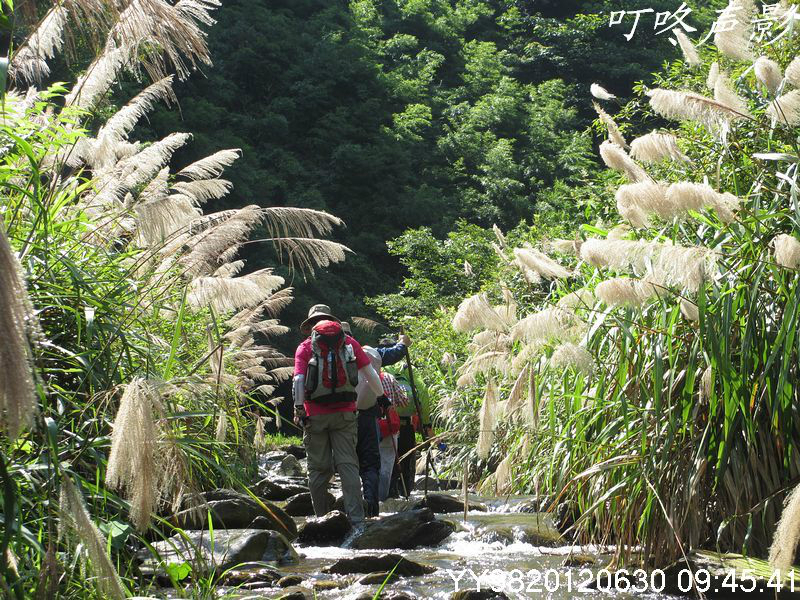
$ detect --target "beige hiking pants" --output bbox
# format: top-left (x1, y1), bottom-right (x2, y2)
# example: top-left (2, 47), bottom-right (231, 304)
top-left (303, 410), bottom-right (365, 523)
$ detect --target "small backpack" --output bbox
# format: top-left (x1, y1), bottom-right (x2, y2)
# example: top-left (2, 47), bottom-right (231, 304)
top-left (304, 320), bottom-right (359, 404)
top-left (379, 405), bottom-right (401, 440)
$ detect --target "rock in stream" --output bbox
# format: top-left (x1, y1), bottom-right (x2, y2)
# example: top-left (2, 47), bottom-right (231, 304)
top-left (351, 507), bottom-right (454, 549)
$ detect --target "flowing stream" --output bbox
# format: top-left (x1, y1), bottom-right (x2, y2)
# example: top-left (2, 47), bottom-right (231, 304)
top-left (236, 490), bottom-right (684, 599)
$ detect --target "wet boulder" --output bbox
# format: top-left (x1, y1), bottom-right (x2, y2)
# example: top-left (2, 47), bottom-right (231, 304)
top-left (220, 565), bottom-right (282, 590)
top-left (284, 491), bottom-right (334, 517)
top-left (324, 553), bottom-right (436, 576)
top-left (467, 512), bottom-right (564, 547)
top-left (358, 571), bottom-right (403, 585)
top-left (280, 444), bottom-right (307, 459)
top-left (297, 510), bottom-right (352, 545)
top-left (260, 451), bottom-right (305, 477)
top-left (255, 477), bottom-right (309, 501)
top-left (139, 529), bottom-right (298, 577)
top-left (350, 508), bottom-right (453, 549)
top-left (451, 591), bottom-right (508, 600)
top-left (276, 454), bottom-right (304, 477)
top-left (414, 475), bottom-right (461, 492)
top-left (172, 489), bottom-right (296, 539)
top-left (278, 575), bottom-right (304, 587)
top-left (412, 493), bottom-right (487, 514)
top-left (276, 587), bottom-right (314, 600)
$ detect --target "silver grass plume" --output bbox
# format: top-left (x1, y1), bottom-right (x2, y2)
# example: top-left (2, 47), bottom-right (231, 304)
top-left (180, 206), bottom-right (264, 275)
top-left (599, 141), bottom-right (649, 183)
top-left (550, 239), bottom-right (581, 255)
top-left (254, 416), bottom-right (266, 452)
top-left (511, 308), bottom-right (574, 343)
top-left (673, 30), bottom-right (700, 67)
top-left (707, 62), bottom-right (720, 91)
top-left (102, 77), bottom-right (174, 143)
top-left (665, 182), bottom-right (739, 223)
top-left (10, 5), bottom-right (68, 82)
top-left (773, 234), bottom-right (800, 269)
top-left (593, 102), bottom-right (628, 149)
top-left (179, 149), bottom-right (242, 179)
top-left (714, 74), bottom-right (752, 118)
top-left (496, 288), bottom-right (517, 327)
top-left (272, 237), bottom-right (350, 275)
top-left (629, 132), bottom-right (690, 164)
top-left (680, 298), bottom-right (700, 321)
top-left (214, 260), bottom-right (245, 278)
top-left (492, 224), bottom-right (507, 248)
top-left (768, 90), bottom-right (800, 126)
top-left (549, 342), bottom-right (594, 376)
top-left (580, 238), bottom-right (715, 292)
top-left (0, 226), bottom-right (37, 439)
top-left (714, 0), bottom-right (756, 62)
top-left (59, 477), bottom-right (126, 600)
top-left (456, 351), bottom-right (511, 387)
top-left (595, 277), bottom-right (658, 308)
top-left (513, 247), bottom-right (570, 279)
top-left (106, 378), bottom-right (167, 530)
top-left (215, 412), bottom-right (228, 442)
top-left (121, 132), bottom-right (193, 190)
top-left (786, 57), bottom-right (800, 88)
top-left (615, 182), bottom-right (668, 227)
top-left (227, 288), bottom-right (294, 329)
top-left (557, 288), bottom-right (596, 311)
top-left (108, 0), bottom-right (217, 81)
top-left (470, 330), bottom-right (511, 352)
top-left (607, 224), bottom-right (630, 240)
top-left (64, 43), bottom-right (127, 109)
top-left (453, 293), bottom-right (508, 333)
top-left (86, 77), bottom-right (175, 170)
top-left (505, 363), bottom-right (530, 419)
top-left (171, 178), bottom-right (233, 205)
top-left (755, 57), bottom-right (783, 95)
top-left (135, 194), bottom-right (202, 246)
top-left (477, 379), bottom-right (498, 459)
top-left (494, 454), bottom-right (513, 495)
top-left (590, 83), bottom-right (616, 101)
top-left (261, 206), bottom-right (344, 240)
top-left (769, 483), bottom-right (800, 573)
top-left (646, 88), bottom-right (750, 127)
top-left (700, 366), bottom-right (714, 402)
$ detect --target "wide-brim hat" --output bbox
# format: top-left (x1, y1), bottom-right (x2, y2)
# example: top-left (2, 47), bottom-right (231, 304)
top-left (300, 304), bottom-right (339, 334)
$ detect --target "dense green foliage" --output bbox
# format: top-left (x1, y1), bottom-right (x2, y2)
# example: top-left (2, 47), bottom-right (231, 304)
top-left (379, 13), bottom-right (800, 568)
top-left (146, 0), bottom-right (723, 328)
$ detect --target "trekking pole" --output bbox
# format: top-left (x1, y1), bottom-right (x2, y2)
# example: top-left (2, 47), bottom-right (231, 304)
top-left (399, 326), bottom-right (435, 497)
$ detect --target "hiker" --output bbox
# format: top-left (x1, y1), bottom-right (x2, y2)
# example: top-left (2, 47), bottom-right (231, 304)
top-left (376, 367), bottom-right (407, 501)
top-left (292, 305), bottom-right (382, 524)
top-left (376, 333), bottom-right (412, 367)
top-left (351, 335), bottom-right (382, 518)
top-left (379, 338), bottom-right (433, 498)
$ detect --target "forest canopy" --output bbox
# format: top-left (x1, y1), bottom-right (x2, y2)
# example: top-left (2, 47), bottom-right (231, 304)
top-left (144, 0), bottom-right (723, 330)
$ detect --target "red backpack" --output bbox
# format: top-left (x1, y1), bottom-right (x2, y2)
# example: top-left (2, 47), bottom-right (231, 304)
top-left (379, 406), bottom-right (401, 439)
top-left (304, 320), bottom-right (359, 404)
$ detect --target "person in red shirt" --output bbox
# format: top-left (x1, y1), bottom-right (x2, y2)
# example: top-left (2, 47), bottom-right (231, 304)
top-left (292, 304), bottom-right (382, 524)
